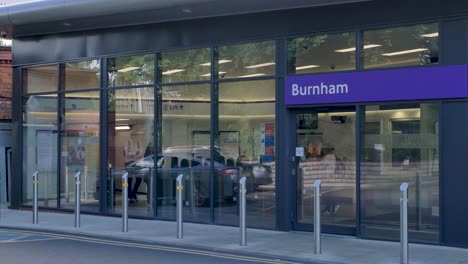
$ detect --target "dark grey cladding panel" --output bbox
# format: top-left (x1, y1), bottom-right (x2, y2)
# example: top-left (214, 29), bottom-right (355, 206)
top-left (441, 102), bottom-right (468, 247)
top-left (12, 0), bottom-right (468, 65)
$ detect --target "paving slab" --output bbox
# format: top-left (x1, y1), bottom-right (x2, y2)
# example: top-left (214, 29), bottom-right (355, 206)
top-left (1, 205), bottom-right (468, 264)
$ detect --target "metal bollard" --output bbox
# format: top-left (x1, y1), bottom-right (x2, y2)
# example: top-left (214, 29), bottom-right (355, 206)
top-left (65, 166), bottom-right (69, 203)
top-left (84, 166), bottom-right (89, 200)
top-left (122, 172), bottom-right (129, 232)
top-left (239, 177), bottom-right (247, 246)
top-left (176, 174), bottom-right (184, 239)
top-left (32, 171), bottom-right (39, 224)
top-left (400, 182), bottom-right (409, 264)
top-left (314, 180), bottom-right (321, 254)
top-left (74, 171), bottom-right (81, 228)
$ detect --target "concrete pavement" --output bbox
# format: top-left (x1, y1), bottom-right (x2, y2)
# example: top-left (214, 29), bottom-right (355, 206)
top-left (1, 204), bottom-right (467, 264)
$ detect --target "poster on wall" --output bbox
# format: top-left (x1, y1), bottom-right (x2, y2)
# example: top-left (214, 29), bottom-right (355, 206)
top-left (260, 123), bottom-right (275, 156)
top-left (36, 130), bottom-right (57, 172)
top-left (220, 131), bottom-right (239, 159)
top-left (66, 132), bottom-right (86, 166)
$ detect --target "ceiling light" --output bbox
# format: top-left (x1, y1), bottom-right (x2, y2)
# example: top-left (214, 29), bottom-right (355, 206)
top-left (381, 48), bottom-right (429, 56)
top-left (245, 62), bottom-right (275, 69)
top-left (200, 60), bottom-right (232, 66)
top-left (115, 126), bottom-right (131, 130)
top-left (200, 71), bottom-right (227, 77)
top-left (162, 69), bottom-right (185, 75)
top-left (421, 32), bottom-right (439, 38)
top-left (237, 73), bottom-right (266, 78)
top-left (118, 67), bottom-right (140, 73)
top-left (116, 119), bottom-right (129, 121)
top-left (335, 44), bottom-right (382, 53)
top-left (296, 65), bottom-right (320, 70)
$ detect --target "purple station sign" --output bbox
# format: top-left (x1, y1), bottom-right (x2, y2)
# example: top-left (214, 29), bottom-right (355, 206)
top-left (285, 65), bottom-right (468, 105)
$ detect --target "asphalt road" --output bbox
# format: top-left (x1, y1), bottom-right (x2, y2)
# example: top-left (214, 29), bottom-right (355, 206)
top-left (0, 229), bottom-right (314, 264)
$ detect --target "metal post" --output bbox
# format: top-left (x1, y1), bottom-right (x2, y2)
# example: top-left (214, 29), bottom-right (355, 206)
top-left (176, 174), bottom-right (184, 239)
top-left (65, 166), bottom-right (70, 203)
top-left (33, 171), bottom-right (39, 224)
top-left (0, 174), bottom-right (2, 222)
top-left (190, 170), bottom-right (194, 214)
top-left (415, 173), bottom-right (421, 231)
top-left (44, 171), bottom-right (48, 207)
top-left (109, 168), bottom-right (115, 209)
top-left (84, 166), bottom-right (89, 200)
top-left (239, 177), bottom-right (247, 246)
top-left (74, 171), bottom-right (81, 228)
top-left (122, 172), bottom-right (129, 232)
top-left (314, 180), bottom-right (321, 254)
top-left (400, 182), bottom-right (409, 264)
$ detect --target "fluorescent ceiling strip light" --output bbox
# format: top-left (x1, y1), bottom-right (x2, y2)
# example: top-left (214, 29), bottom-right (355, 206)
top-left (200, 71), bottom-right (227, 77)
top-left (200, 60), bottom-right (232, 66)
top-left (421, 32), bottom-right (439, 38)
top-left (335, 44), bottom-right (382, 53)
top-left (296, 65), bottom-right (320, 70)
top-left (237, 73), bottom-right (266, 78)
top-left (162, 69), bottom-right (185, 75)
top-left (117, 66), bottom-right (140, 73)
top-left (381, 48), bottom-right (429, 56)
top-left (115, 126), bottom-right (131, 130)
top-left (244, 62), bottom-right (275, 69)
top-left (116, 118), bottom-right (130, 121)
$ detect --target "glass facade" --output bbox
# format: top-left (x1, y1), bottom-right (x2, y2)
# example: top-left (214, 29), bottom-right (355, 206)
top-left (363, 23), bottom-right (439, 69)
top-left (22, 94), bottom-right (58, 207)
top-left (107, 87), bottom-right (154, 216)
top-left (218, 41), bottom-right (275, 79)
top-left (216, 79), bottom-right (276, 228)
top-left (19, 22), bottom-right (444, 242)
top-left (60, 91), bottom-right (100, 211)
top-left (296, 108), bottom-right (356, 229)
top-left (288, 32), bottom-right (356, 74)
top-left (23, 66), bottom-right (58, 94)
top-left (108, 55), bottom-right (155, 87)
top-left (361, 103), bottom-right (440, 241)
top-left (159, 83), bottom-right (211, 223)
top-left (64, 60), bottom-right (100, 90)
top-left (160, 49), bottom-right (210, 83)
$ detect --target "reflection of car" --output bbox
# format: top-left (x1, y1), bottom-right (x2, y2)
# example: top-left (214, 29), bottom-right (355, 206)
top-left (124, 146), bottom-right (273, 206)
top-left (162, 145), bottom-right (273, 186)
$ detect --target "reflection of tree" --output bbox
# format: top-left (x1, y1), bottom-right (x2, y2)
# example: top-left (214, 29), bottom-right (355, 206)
top-left (288, 33), bottom-right (355, 73)
top-left (108, 55), bottom-right (155, 86)
top-left (363, 24), bottom-right (438, 68)
top-left (159, 49), bottom-right (210, 83)
top-left (219, 41), bottom-right (275, 77)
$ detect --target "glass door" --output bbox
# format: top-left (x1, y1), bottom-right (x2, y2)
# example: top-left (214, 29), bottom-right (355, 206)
top-left (294, 106), bottom-right (356, 234)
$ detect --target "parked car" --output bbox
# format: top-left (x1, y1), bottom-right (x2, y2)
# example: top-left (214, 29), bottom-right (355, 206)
top-left (124, 145), bottom-right (273, 206)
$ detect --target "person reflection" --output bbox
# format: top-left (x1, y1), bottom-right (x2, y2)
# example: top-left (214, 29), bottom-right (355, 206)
top-left (124, 132), bottom-right (145, 203)
top-left (320, 146), bottom-right (342, 215)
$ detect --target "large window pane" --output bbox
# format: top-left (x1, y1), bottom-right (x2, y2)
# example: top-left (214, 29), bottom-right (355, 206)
top-left (218, 41), bottom-right (275, 79)
top-left (160, 49), bottom-right (210, 83)
top-left (59, 91), bottom-right (100, 212)
top-left (108, 55), bottom-right (154, 87)
top-left (215, 79), bottom-right (276, 229)
top-left (23, 66), bottom-right (58, 94)
top-left (288, 33), bottom-right (356, 74)
top-left (22, 94), bottom-right (58, 207)
top-left (361, 103), bottom-right (439, 242)
top-left (64, 60), bottom-right (100, 90)
top-left (158, 84), bottom-right (211, 223)
top-left (296, 108), bottom-right (356, 229)
top-left (107, 87), bottom-right (155, 217)
top-left (363, 23), bottom-right (439, 69)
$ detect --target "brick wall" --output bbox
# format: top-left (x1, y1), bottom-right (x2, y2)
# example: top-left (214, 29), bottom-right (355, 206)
top-left (0, 47), bottom-right (11, 120)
